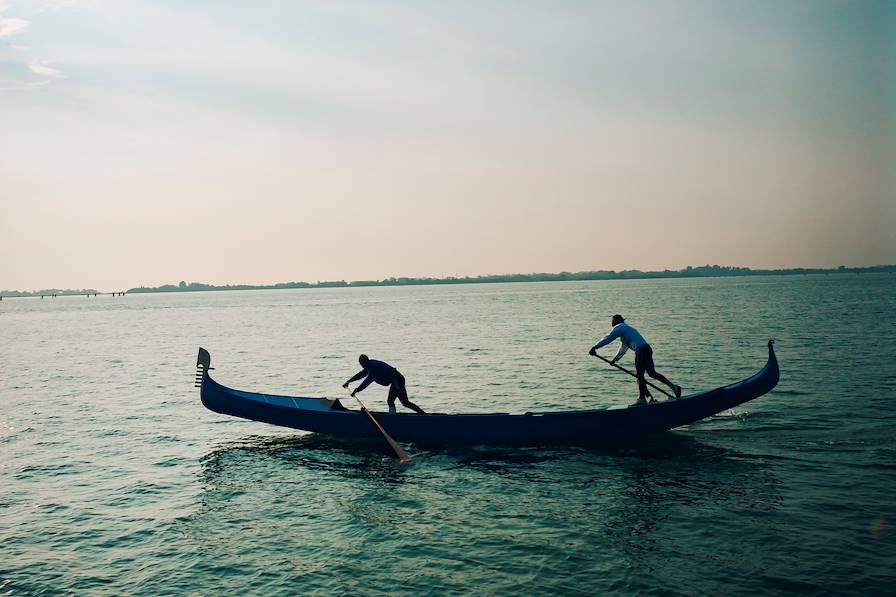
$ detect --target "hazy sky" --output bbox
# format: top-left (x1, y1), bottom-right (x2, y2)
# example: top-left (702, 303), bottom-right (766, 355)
top-left (1, 1), bottom-right (893, 290)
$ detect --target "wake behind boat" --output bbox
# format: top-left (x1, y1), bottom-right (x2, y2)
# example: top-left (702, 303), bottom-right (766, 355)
top-left (195, 341), bottom-right (779, 446)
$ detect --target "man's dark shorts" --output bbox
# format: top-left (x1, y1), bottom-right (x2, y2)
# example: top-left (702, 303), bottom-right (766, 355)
top-left (635, 345), bottom-right (656, 377)
top-left (388, 372), bottom-right (407, 401)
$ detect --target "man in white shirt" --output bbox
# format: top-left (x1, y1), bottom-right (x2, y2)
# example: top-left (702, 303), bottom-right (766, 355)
top-left (589, 314), bottom-right (682, 406)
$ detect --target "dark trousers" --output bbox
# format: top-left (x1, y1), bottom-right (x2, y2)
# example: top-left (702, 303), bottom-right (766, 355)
top-left (635, 345), bottom-right (674, 399)
top-left (387, 372), bottom-right (425, 414)
top-left (387, 372), bottom-right (408, 403)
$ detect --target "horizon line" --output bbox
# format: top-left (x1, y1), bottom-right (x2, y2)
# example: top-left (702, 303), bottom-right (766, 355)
top-left (2, 263), bottom-right (894, 297)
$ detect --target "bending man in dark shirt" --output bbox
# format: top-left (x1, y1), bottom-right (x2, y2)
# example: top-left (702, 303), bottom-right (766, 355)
top-left (343, 354), bottom-right (426, 414)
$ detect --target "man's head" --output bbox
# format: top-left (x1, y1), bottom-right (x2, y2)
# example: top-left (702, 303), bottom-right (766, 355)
top-left (358, 354), bottom-right (370, 367)
top-left (611, 314), bottom-right (625, 326)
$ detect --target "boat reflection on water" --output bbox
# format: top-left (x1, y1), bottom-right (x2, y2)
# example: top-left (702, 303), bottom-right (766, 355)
top-left (194, 430), bottom-right (782, 516)
top-left (199, 433), bottom-right (415, 485)
top-left (177, 431), bottom-right (784, 594)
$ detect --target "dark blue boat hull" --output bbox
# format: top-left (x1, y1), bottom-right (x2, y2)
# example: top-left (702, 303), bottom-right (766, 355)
top-left (197, 341), bottom-right (779, 446)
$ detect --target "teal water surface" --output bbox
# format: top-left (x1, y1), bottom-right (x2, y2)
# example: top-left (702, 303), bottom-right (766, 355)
top-left (2, 275), bottom-right (895, 595)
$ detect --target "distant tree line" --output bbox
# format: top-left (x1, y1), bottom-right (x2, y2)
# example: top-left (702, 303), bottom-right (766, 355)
top-left (123, 264), bottom-right (895, 294)
top-left (0, 288), bottom-right (98, 297)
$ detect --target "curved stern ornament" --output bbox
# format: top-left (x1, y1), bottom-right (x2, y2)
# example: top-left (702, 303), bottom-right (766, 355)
top-left (195, 347), bottom-right (213, 388)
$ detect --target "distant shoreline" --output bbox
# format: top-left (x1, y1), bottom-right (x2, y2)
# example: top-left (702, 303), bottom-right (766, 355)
top-left (2, 264), bottom-right (892, 298)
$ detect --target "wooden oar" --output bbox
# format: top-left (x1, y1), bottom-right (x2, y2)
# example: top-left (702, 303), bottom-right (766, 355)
top-left (592, 354), bottom-right (675, 399)
top-left (348, 392), bottom-right (413, 462)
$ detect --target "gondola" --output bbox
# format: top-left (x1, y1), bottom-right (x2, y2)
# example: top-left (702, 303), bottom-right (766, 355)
top-left (195, 340), bottom-right (778, 446)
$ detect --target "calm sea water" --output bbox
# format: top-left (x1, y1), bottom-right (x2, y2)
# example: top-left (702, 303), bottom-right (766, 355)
top-left (2, 275), bottom-right (894, 595)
